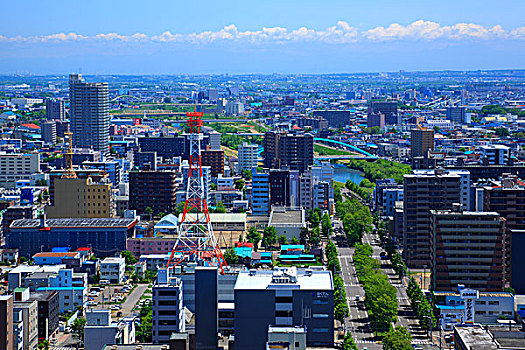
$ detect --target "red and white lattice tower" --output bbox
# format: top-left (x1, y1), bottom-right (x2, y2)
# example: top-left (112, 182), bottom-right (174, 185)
top-left (166, 110), bottom-right (226, 272)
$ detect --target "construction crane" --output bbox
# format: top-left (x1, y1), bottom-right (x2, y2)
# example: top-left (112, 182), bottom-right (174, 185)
top-left (61, 131), bottom-right (77, 179)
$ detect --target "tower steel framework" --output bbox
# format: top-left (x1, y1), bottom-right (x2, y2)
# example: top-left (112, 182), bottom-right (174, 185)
top-left (166, 110), bottom-right (226, 272)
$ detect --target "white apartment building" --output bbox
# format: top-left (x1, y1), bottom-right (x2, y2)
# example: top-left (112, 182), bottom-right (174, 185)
top-left (101, 257), bottom-right (126, 284)
top-left (237, 142), bottom-right (259, 173)
top-left (0, 153), bottom-right (40, 188)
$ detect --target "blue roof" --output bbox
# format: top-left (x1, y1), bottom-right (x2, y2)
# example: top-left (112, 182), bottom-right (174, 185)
top-left (435, 304), bottom-right (464, 310)
top-left (52, 247), bottom-right (70, 253)
top-left (234, 247), bottom-right (252, 258)
top-left (281, 245), bottom-right (304, 250)
top-left (37, 287), bottom-right (86, 291)
top-left (260, 252), bottom-right (272, 257)
top-left (279, 254), bottom-right (316, 260)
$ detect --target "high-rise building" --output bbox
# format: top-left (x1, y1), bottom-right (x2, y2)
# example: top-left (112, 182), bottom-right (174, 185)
top-left (0, 295), bottom-right (13, 350)
top-left (137, 135), bottom-right (186, 161)
top-left (431, 208), bottom-right (506, 292)
top-left (69, 74), bottom-right (109, 155)
top-left (410, 129), bottom-right (435, 158)
top-left (129, 171), bottom-right (178, 215)
top-left (225, 101), bottom-right (244, 116)
top-left (46, 177), bottom-right (113, 218)
top-left (13, 288), bottom-right (38, 350)
top-left (368, 101), bottom-right (399, 125)
top-left (55, 120), bottom-right (70, 138)
top-left (403, 169), bottom-right (469, 267)
top-left (263, 131), bottom-right (314, 173)
top-left (45, 99), bottom-right (65, 121)
top-left (152, 268), bottom-right (185, 344)
top-left (252, 169), bottom-right (270, 216)
top-left (41, 121), bottom-right (56, 144)
top-left (269, 170), bottom-right (290, 207)
top-left (312, 110), bottom-right (350, 128)
top-left (446, 106), bottom-right (468, 124)
top-left (234, 267), bottom-right (334, 349)
top-left (207, 89), bottom-right (219, 102)
top-left (201, 148), bottom-right (225, 178)
top-left (237, 142), bottom-right (259, 173)
top-left (367, 112), bottom-right (385, 128)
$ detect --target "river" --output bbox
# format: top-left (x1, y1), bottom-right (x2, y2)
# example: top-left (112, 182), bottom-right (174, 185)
top-left (333, 166), bottom-right (364, 185)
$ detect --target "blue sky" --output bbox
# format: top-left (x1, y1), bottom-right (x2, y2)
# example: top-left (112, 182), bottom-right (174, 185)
top-left (1, 0), bottom-right (524, 74)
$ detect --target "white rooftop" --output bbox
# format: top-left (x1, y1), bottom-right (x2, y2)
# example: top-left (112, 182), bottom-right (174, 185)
top-left (234, 267), bottom-right (333, 291)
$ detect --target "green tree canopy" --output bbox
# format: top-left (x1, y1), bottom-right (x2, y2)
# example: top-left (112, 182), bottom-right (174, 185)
top-left (382, 327), bottom-right (412, 350)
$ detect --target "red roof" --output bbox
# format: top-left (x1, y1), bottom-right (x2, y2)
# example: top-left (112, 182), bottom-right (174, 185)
top-left (235, 242), bottom-right (254, 248)
top-left (76, 247), bottom-right (92, 251)
top-left (21, 123), bottom-right (41, 130)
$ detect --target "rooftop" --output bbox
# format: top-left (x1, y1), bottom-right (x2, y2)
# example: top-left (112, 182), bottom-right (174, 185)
top-left (269, 207), bottom-right (305, 226)
top-left (10, 217), bottom-right (137, 229)
top-left (234, 267), bottom-right (333, 291)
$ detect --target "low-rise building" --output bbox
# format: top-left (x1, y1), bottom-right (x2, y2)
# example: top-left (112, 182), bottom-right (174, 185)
top-left (84, 310), bottom-right (135, 350)
top-left (268, 207), bottom-right (306, 241)
top-left (101, 257), bottom-right (126, 284)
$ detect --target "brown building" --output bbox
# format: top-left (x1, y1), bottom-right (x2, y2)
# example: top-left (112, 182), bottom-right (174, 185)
top-left (48, 168), bottom-right (107, 205)
top-left (367, 112), bottom-right (385, 128)
top-left (263, 131), bottom-right (314, 173)
top-left (403, 169), bottom-right (467, 268)
top-left (410, 129), bottom-right (434, 158)
top-left (431, 208), bottom-right (507, 292)
top-left (201, 148), bottom-right (225, 178)
top-left (129, 171), bottom-right (178, 215)
top-left (0, 295), bottom-right (13, 350)
top-left (46, 177), bottom-right (113, 218)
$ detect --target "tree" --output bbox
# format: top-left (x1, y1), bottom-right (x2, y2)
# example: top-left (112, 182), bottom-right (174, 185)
top-left (382, 327), bottom-right (412, 350)
top-left (278, 235), bottom-right (287, 245)
top-left (215, 201), bottom-right (227, 214)
top-left (144, 206), bottom-right (153, 216)
top-left (241, 170), bottom-right (252, 180)
top-left (246, 227), bottom-right (261, 251)
top-left (321, 213), bottom-right (333, 237)
top-left (38, 340), bottom-right (50, 350)
top-left (235, 178), bottom-right (245, 190)
top-left (343, 333), bottom-right (358, 350)
top-left (210, 182), bottom-right (217, 190)
top-left (121, 250), bottom-right (137, 266)
top-left (290, 236), bottom-right (299, 244)
top-left (263, 226), bottom-right (277, 249)
top-left (504, 287), bottom-right (515, 295)
top-left (72, 317), bottom-right (86, 341)
top-left (495, 128), bottom-right (510, 137)
top-left (223, 248), bottom-right (238, 265)
top-left (309, 227), bottom-right (321, 247)
top-left (309, 211), bottom-right (320, 228)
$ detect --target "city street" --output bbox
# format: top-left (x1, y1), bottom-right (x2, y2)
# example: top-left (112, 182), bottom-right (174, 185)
top-left (334, 214), bottom-right (439, 350)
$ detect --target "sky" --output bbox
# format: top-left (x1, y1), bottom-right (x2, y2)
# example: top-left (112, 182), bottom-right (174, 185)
top-left (1, 0), bottom-right (524, 74)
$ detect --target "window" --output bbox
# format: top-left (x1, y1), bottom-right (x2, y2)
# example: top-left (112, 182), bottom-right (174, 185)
top-left (312, 328), bottom-right (329, 333)
top-left (275, 296), bottom-right (293, 303)
top-left (488, 301), bottom-right (499, 306)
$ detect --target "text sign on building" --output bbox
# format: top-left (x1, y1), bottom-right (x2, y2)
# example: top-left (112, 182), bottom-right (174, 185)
top-left (460, 289), bottom-right (479, 324)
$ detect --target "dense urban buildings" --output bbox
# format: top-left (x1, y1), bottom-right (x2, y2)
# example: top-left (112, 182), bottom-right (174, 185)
top-left (263, 131), bottom-right (314, 173)
top-left (410, 128), bottom-right (435, 158)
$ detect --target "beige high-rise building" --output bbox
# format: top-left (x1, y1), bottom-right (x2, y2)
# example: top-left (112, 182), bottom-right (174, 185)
top-left (46, 177), bottom-right (113, 218)
top-left (410, 129), bottom-right (434, 158)
top-left (0, 295), bottom-right (13, 350)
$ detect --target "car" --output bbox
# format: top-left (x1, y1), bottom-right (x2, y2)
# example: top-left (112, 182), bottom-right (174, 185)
top-left (355, 295), bottom-right (360, 302)
top-left (110, 305), bottom-right (121, 310)
top-left (100, 280), bottom-right (110, 285)
top-left (445, 335), bottom-right (454, 343)
top-left (87, 301), bottom-right (98, 306)
top-left (412, 345), bottom-right (423, 350)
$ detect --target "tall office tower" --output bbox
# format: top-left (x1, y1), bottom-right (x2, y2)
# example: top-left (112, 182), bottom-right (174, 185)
top-left (368, 101), bottom-right (399, 125)
top-left (263, 131), bottom-right (314, 173)
top-left (69, 74), bottom-right (109, 155)
top-left (269, 170), bottom-right (290, 207)
top-left (0, 295), bottom-right (13, 350)
top-left (431, 208), bottom-right (507, 292)
top-left (152, 268), bottom-right (185, 344)
top-left (41, 121), bottom-right (57, 144)
top-left (225, 101), bottom-right (244, 116)
top-left (207, 89), bottom-right (219, 102)
top-left (45, 99), bottom-right (65, 121)
top-left (252, 169), bottom-right (270, 216)
top-left (237, 142), bottom-right (259, 173)
top-left (446, 106), bottom-right (467, 124)
top-left (410, 129), bottom-right (435, 158)
top-left (403, 169), bottom-right (469, 268)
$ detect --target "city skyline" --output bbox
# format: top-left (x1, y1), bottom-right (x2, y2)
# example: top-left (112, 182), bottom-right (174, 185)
top-left (1, 0), bottom-right (524, 74)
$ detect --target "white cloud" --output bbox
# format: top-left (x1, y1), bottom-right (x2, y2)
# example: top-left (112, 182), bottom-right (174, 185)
top-left (1, 21), bottom-right (524, 45)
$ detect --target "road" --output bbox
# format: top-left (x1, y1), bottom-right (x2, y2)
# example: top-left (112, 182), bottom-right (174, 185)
top-left (334, 214), bottom-right (438, 350)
